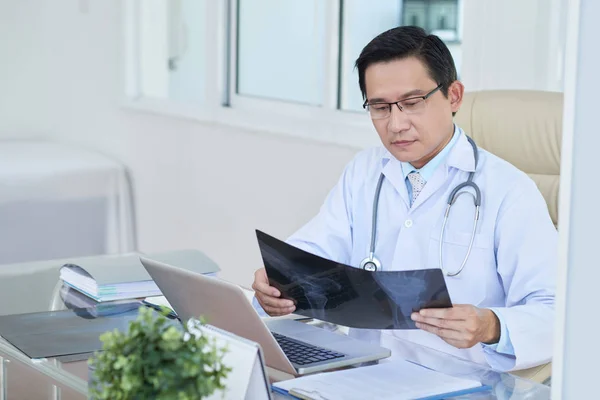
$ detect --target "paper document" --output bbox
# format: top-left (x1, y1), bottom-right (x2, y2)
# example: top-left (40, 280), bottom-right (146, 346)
top-left (256, 230), bottom-right (452, 329)
top-left (273, 359), bottom-right (486, 400)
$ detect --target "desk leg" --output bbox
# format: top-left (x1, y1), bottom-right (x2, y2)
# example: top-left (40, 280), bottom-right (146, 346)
top-left (49, 359), bottom-right (61, 400)
top-left (50, 385), bottom-right (61, 400)
top-left (0, 357), bottom-right (8, 400)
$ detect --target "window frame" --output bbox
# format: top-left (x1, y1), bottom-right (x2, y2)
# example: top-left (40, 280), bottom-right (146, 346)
top-left (402, 0), bottom-right (462, 43)
top-left (122, 0), bottom-right (461, 150)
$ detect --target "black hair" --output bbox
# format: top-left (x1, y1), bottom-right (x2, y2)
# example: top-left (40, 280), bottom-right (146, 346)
top-left (355, 26), bottom-right (457, 101)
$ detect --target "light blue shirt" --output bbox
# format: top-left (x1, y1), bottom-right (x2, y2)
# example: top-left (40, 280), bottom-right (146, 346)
top-left (282, 126), bottom-right (556, 371)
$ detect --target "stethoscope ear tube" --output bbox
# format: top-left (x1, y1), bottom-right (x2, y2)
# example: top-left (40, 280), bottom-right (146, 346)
top-left (360, 174), bottom-right (386, 272)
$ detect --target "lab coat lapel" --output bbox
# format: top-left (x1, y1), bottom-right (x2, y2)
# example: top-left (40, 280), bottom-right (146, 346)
top-left (381, 156), bottom-right (410, 208)
top-left (446, 133), bottom-right (477, 173)
top-left (411, 133), bottom-right (477, 210)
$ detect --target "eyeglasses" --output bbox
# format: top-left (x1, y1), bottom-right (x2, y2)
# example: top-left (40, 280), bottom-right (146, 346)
top-left (363, 84), bottom-right (442, 120)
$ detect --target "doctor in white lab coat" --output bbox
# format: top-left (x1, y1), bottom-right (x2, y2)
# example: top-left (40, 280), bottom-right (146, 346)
top-left (252, 26), bottom-right (556, 371)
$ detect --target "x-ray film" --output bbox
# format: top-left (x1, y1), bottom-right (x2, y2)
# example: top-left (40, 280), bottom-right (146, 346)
top-left (256, 230), bottom-right (452, 329)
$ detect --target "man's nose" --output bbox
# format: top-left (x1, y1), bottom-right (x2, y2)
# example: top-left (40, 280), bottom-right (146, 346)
top-left (388, 103), bottom-right (410, 133)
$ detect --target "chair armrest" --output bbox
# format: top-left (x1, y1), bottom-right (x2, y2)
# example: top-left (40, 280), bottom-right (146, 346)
top-left (510, 362), bottom-right (552, 385)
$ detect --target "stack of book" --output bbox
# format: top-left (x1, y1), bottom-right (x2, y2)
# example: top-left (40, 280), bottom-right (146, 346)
top-left (59, 250), bottom-right (220, 302)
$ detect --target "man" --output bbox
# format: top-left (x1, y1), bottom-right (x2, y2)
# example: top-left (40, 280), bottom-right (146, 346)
top-left (252, 26), bottom-right (556, 371)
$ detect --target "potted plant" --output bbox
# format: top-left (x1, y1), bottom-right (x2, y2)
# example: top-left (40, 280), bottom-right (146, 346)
top-left (89, 306), bottom-right (231, 399)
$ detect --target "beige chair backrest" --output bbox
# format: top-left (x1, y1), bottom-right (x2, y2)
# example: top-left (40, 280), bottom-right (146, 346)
top-left (454, 90), bottom-right (563, 226)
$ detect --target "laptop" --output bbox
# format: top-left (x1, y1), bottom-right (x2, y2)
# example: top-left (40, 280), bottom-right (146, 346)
top-left (140, 256), bottom-right (391, 376)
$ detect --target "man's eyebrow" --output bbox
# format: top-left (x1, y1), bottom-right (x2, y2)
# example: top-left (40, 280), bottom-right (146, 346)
top-left (400, 89), bottom-right (427, 98)
top-left (367, 89), bottom-right (426, 103)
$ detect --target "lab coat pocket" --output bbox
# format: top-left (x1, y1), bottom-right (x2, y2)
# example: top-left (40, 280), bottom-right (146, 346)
top-left (427, 230), bottom-right (494, 306)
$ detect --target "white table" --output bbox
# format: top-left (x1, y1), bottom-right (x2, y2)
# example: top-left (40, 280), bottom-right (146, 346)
top-left (0, 140), bottom-right (135, 265)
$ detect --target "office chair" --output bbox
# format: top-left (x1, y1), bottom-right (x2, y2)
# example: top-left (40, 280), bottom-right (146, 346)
top-left (455, 90), bottom-right (562, 385)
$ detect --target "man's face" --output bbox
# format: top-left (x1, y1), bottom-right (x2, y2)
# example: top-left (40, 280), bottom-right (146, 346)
top-left (364, 57), bottom-right (463, 168)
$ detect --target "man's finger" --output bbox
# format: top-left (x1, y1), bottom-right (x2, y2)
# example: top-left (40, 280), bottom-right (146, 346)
top-left (256, 296), bottom-right (294, 316)
top-left (253, 268), bottom-right (281, 297)
top-left (262, 304), bottom-right (296, 316)
top-left (415, 322), bottom-right (463, 341)
top-left (252, 280), bottom-right (281, 297)
top-left (411, 315), bottom-right (462, 331)
top-left (418, 305), bottom-right (470, 320)
top-left (256, 292), bottom-right (294, 308)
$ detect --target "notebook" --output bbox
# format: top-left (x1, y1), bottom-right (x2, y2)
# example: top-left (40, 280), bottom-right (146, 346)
top-left (59, 249), bottom-right (220, 302)
top-left (196, 324), bottom-right (272, 400)
top-left (272, 359), bottom-right (489, 400)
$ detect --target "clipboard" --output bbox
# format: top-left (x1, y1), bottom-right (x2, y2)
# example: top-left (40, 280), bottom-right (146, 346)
top-left (270, 359), bottom-right (492, 400)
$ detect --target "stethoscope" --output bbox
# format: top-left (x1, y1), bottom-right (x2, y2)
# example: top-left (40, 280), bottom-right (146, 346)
top-left (359, 136), bottom-right (481, 276)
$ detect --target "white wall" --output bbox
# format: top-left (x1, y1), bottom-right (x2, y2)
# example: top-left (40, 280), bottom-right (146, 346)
top-left (0, 1), bottom-right (56, 139)
top-left (0, 0), bottom-right (358, 287)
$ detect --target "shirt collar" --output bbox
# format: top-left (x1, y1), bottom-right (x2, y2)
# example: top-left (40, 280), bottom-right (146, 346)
top-left (401, 126), bottom-right (460, 181)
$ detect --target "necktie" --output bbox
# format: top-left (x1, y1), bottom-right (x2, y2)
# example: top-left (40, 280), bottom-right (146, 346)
top-left (407, 171), bottom-right (426, 205)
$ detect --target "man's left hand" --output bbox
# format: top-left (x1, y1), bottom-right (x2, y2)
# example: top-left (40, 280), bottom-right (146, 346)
top-left (411, 305), bottom-right (500, 349)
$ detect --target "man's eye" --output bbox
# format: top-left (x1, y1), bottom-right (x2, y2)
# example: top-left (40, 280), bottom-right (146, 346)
top-left (372, 105), bottom-right (388, 111)
top-left (403, 100), bottom-right (421, 107)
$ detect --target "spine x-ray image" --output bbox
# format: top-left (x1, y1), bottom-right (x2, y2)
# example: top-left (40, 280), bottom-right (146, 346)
top-left (256, 230), bottom-right (452, 329)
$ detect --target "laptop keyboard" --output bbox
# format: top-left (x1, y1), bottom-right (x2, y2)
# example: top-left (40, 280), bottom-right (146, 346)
top-left (272, 332), bottom-right (345, 366)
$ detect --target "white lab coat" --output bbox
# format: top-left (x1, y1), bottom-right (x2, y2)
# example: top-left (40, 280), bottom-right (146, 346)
top-left (287, 128), bottom-right (556, 371)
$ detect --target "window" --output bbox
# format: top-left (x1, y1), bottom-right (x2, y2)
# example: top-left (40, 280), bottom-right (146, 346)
top-left (339, 0), bottom-right (461, 111)
top-left (124, 0), bottom-right (464, 149)
top-left (339, 0), bottom-right (403, 112)
top-left (230, 0), bottom-right (462, 113)
top-left (403, 0), bottom-right (460, 42)
top-left (235, 0), bottom-right (328, 105)
top-left (166, 0), bottom-right (208, 104)
top-left (131, 0), bottom-right (207, 104)
top-left (400, 0), bottom-right (462, 78)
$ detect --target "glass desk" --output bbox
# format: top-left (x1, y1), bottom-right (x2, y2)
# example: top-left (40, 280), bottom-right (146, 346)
top-left (0, 258), bottom-right (551, 399)
top-left (271, 321), bottom-right (551, 400)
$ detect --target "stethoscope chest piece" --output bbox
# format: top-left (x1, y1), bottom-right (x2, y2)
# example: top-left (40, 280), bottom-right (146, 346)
top-left (360, 254), bottom-right (381, 272)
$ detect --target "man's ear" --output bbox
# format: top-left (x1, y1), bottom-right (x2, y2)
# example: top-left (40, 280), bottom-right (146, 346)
top-left (448, 80), bottom-right (464, 114)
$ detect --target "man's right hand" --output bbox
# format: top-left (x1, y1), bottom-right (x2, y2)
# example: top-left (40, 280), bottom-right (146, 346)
top-left (252, 268), bottom-right (296, 316)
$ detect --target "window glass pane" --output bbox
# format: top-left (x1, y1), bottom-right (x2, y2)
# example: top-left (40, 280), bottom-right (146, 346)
top-left (340, 0), bottom-right (461, 112)
top-left (236, 0), bottom-right (327, 105)
top-left (339, 0), bottom-right (402, 112)
top-left (137, 0), bottom-right (206, 104)
top-left (168, 0), bottom-right (207, 103)
top-left (403, 2), bottom-right (427, 29)
top-left (427, 0), bottom-right (459, 41)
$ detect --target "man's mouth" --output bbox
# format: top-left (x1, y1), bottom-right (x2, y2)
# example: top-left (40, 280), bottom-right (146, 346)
top-left (391, 139), bottom-right (416, 147)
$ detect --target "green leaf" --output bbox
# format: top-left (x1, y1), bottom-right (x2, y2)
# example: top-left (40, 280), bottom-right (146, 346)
top-left (89, 308), bottom-right (230, 398)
